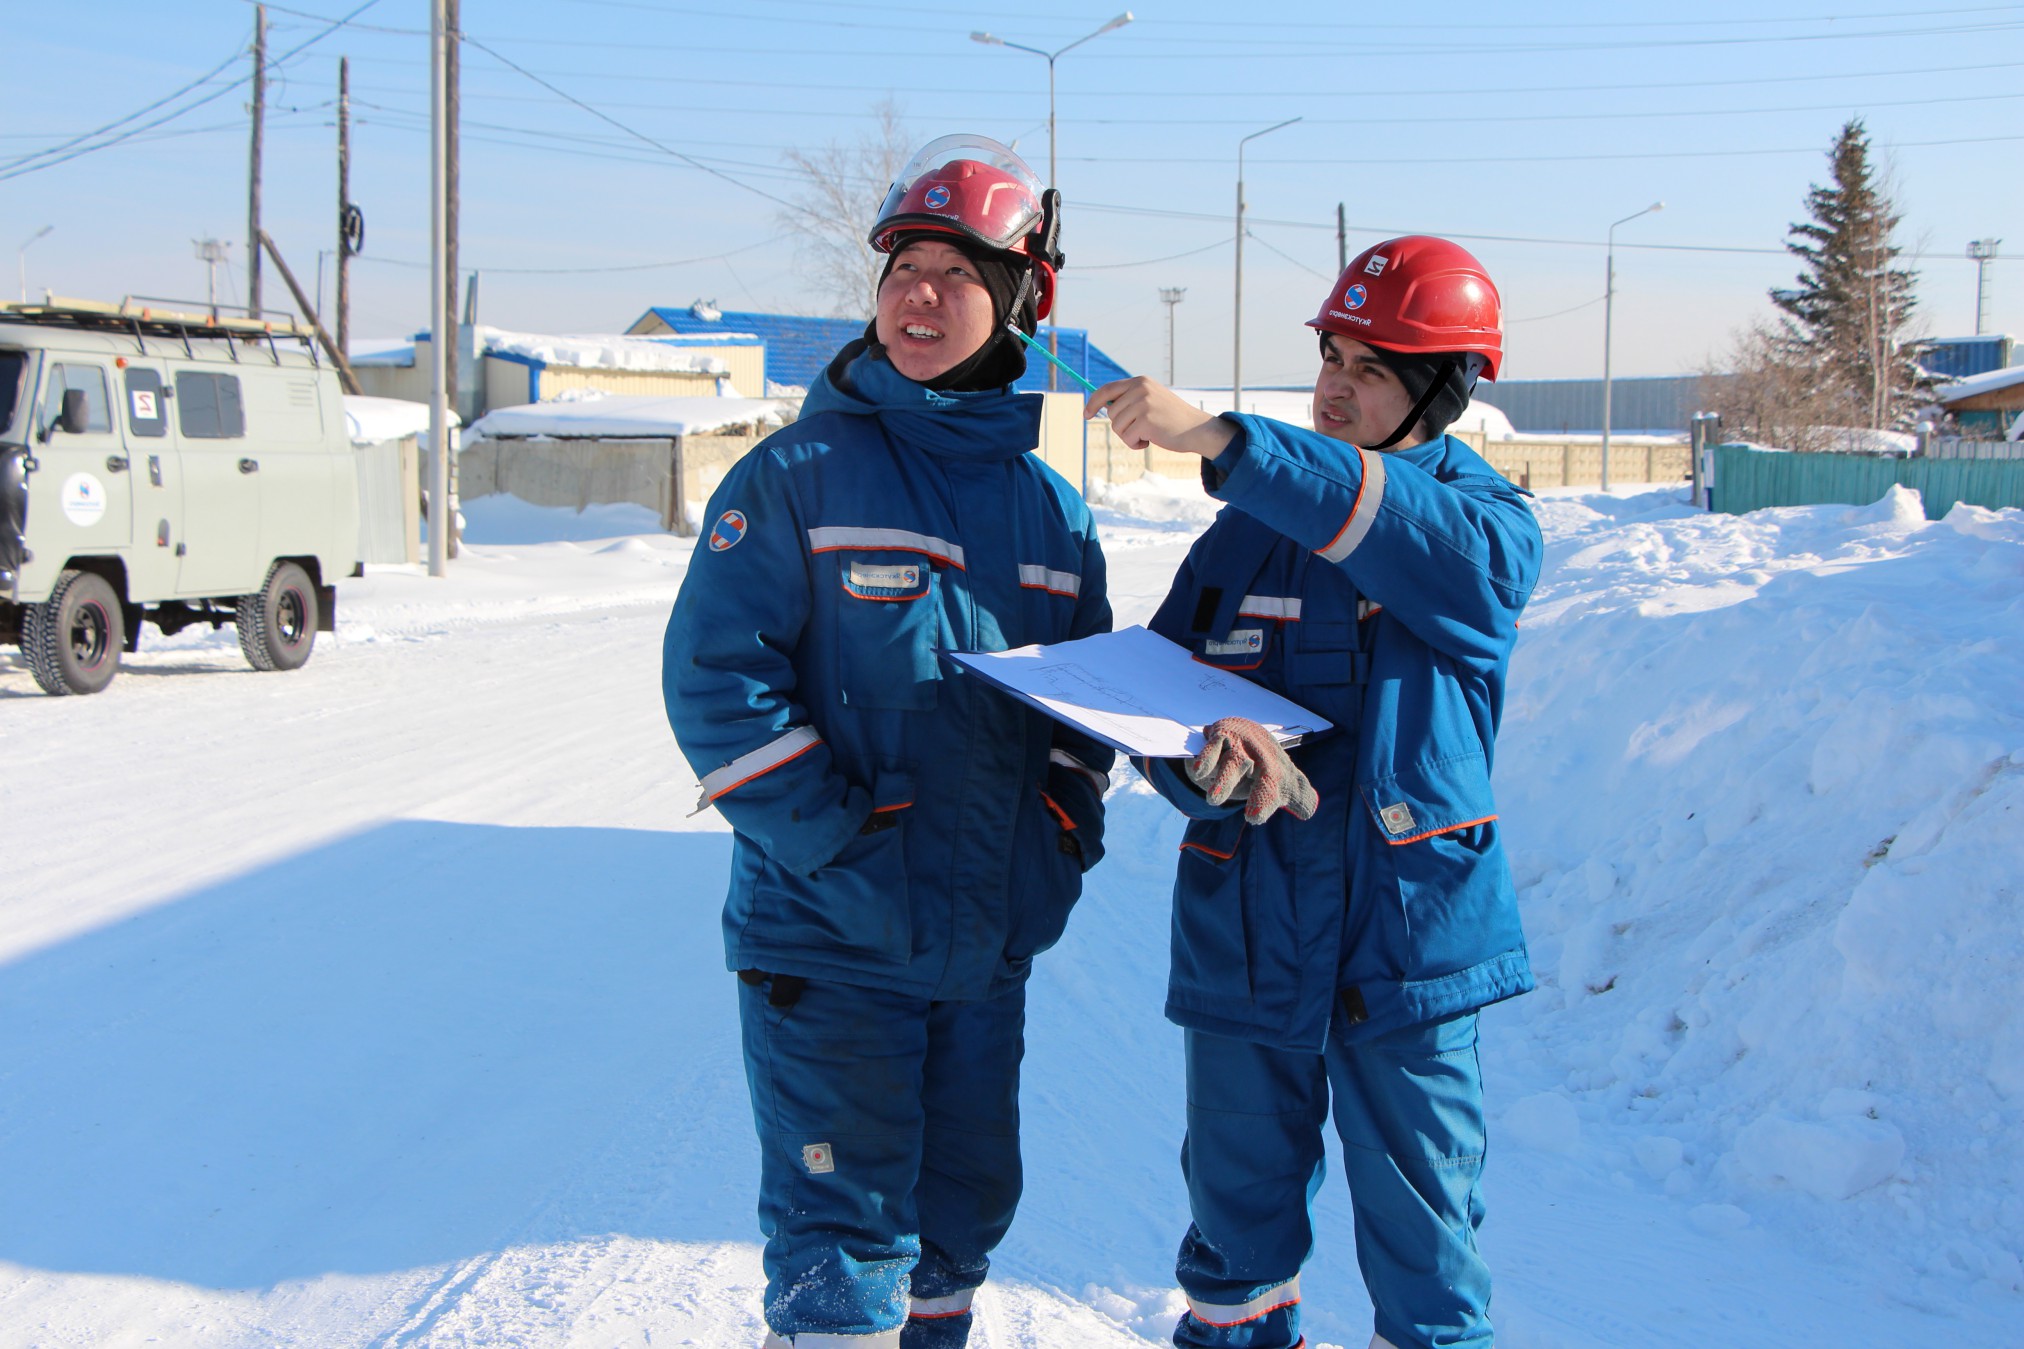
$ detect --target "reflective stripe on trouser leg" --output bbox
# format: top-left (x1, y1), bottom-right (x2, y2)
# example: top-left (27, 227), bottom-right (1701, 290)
top-left (1172, 1029), bottom-right (1329, 1349)
top-left (763, 1334), bottom-right (904, 1349)
top-left (741, 978), bottom-right (929, 1342)
top-left (899, 1285), bottom-right (978, 1349)
top-left (1327, 1012), bottom-right (1493, 1349)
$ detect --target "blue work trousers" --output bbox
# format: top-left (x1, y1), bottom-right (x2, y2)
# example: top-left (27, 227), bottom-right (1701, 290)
top-left (1173, 1012), bottom-right (1492, 1349)
top-left (740, 974), bottom-right (1026, 1348)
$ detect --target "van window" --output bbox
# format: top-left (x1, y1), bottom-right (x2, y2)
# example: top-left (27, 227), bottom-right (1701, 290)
top-left (124, 367), bottom-right (168, 438)
top-left (175, 371), bottom-right (246, 439)
top-left (0, 351), bottom-right (24, 437)
top-left (48, 363), bottom-right (113, 433)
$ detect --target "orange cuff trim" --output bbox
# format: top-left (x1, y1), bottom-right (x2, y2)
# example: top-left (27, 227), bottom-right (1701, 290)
top-left (1039, 790), bottom-right (1077, 832)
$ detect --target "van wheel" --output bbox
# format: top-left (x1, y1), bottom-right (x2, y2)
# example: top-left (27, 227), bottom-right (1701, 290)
top-left (237, 561), bottom-right (318, 672)
top-left (23, 568), bottom-right (125, 696)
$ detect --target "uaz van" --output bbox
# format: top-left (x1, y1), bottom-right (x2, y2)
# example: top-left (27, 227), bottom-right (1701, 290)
top-left (0, 298), bottom-right (360, 695)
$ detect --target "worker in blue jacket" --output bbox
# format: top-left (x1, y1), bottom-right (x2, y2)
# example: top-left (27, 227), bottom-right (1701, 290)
top-left (664, 135), bottom-right (1112, 1349)
top-left (1086, 237), bottom-right (1542, 1349)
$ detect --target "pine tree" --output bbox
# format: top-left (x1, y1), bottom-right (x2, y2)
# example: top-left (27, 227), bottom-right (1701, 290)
top-left (1769, 119), bottom-right (1930, 433)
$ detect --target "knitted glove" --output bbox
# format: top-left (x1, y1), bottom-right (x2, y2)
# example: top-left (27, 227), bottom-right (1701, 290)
top-left (1186, 716), bottom-right (1319, 825)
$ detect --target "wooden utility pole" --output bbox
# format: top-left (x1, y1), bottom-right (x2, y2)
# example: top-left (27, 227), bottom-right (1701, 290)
top-left (257, 229), bottom-right (362, 394)
top-left (336, 57), bottom-right (351, 357)
top-left (443, 0), bottom-right (461, 558)
top-left (248, 4), bottom-right (266, 316)
top-left (428, 0), bottom-right (450, 578)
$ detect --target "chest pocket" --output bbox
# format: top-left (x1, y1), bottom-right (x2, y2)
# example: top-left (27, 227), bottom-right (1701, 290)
top-left (834, 552), bottom-right (946, 711)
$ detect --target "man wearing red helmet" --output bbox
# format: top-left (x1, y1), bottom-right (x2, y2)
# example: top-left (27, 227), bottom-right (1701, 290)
top-left (665, 136), bottom-right (1110, 1349)
top-left (1086, 237), bottom-right (1543, 1349)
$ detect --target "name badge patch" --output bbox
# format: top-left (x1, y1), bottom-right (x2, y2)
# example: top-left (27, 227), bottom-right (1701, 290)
top-left (848, 562), bottom-right (922, 591)
top-left (1379, 802), bottom-right (1418, 836)
top-left (1204, 629), bottom-right (1264, 657)
top-left (803, 1142), bottom-right (836, 1174)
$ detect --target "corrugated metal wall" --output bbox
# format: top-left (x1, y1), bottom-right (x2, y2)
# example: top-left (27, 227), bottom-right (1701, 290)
top-left (1473, 375), bottom-right (1715, 434)
top-left (1711, 445), bottom-right (2024, 518)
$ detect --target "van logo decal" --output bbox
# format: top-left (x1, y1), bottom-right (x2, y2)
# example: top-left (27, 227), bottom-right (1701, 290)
top-left (61, 474), bottom-right (107, 528)
top-left (131, 389), bottom-right (159, 419)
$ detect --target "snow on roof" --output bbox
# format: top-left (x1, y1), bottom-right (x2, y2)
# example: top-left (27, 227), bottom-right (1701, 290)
top-left (477, 325), bottom-right (728, 375)
top-left (467, 394), bottom-right (784, 440)
top-left (342, 394), bottom-right (459, 444)
top-left (347, 338), bottom-right (416, 367)
top-left (1936, 363), bottom-right (2024, 403)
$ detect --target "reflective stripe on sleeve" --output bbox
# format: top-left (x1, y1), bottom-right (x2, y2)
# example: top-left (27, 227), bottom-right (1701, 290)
top-left (1316, 449), bottom-right (1387, 563)
top-left (1185, 1276), bottom-right (1301, 1327)
top-left (1237, 594), bottom-right (1302, 621)
top-left (909, 1288), bottom-right (977, 1319)
top-left (1049, 747), bottom-right (1110, 793)
top-left (808, 526), bottom-right (966, 570)
top-left (695, 726), bottom-right (822, 810)
top-left (1017, 564), bottom-right (1081, 597)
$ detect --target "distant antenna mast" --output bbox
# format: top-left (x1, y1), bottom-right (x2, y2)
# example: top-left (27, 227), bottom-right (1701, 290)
top-left (194, 237), bottom-right (231, 317)
top-left (1159, 287), bottom-right (1187, 385)
top-left (1968, 238), bottom-right (2001, 336)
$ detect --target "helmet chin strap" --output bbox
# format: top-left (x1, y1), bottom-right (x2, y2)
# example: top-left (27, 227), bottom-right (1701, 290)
top-left (1362, 356), bottom-right (1457, 451)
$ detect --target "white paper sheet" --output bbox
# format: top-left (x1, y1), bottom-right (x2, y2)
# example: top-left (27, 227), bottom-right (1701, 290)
top-left (945, 625), bottom-right (1333, 759)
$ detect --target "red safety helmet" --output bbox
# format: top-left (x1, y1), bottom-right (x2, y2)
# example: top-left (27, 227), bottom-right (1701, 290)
top-left (870, 134), bottom-right (1062, 319)
top-left (1307, 235), bottom-right (1503, 381)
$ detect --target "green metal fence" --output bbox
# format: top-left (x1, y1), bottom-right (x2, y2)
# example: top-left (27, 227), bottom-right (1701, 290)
top-left (1711, 444), bottom-right (2024, 519)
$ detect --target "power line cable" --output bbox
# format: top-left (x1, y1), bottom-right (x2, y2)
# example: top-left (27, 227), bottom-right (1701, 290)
top-left (0, 46), bottom-right (244, 175)
top-left (456, 34), bottom-right (803, 211)
top-left (0, 0), bottom-right (382, 183)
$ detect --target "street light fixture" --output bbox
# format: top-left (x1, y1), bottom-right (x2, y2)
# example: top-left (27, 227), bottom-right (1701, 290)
top-left (1234, 117), bottom-right (1301, 411)
top-left (1601, 200), bottom-right (1663, 492)
top-left (18, 225), bottom-right (53, 303)
top-left (971, 12), bottom-right (1134, 390)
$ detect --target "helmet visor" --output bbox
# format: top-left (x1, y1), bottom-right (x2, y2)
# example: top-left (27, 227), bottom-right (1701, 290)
top-left (872, 134), bottom-right (1046, 255)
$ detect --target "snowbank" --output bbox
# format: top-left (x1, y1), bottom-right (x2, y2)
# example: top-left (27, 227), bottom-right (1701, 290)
top-left (1492, 483), bottom-right (2024, 1297)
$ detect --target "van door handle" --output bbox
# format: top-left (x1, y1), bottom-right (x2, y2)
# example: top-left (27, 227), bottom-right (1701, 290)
top-left (105, 455), bottom-right (129, 473)
top-left (238, 458), bottom-right (260, 474)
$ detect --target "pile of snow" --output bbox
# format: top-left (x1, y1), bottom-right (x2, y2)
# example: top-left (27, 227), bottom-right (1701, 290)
top-left (467, 395), bottom-right (785, 440)
top-left (1492, 482), bottom-right (2024, 1297)
top-left (341, 393), bottom-right (459, 446)
top-left (1449, 398), bottom-right (1517, 439)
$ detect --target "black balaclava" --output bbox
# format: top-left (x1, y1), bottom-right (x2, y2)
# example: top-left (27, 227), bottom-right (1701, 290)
top-left (1324, 331), bottom-right (1474, 449)
top-left (866, 231), bottom-right (1036, 392)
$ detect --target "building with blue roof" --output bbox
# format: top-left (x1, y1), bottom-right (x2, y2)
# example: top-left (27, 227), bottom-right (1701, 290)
top-left (627, 301), bottom-right (1130, 394)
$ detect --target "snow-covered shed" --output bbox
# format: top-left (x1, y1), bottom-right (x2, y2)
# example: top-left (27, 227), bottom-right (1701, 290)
top-left (459, 393), bottom-right (786, 535)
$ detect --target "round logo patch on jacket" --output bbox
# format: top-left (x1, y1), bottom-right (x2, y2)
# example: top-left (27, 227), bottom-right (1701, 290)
top-left (709, 509), bottom-right (749, 551)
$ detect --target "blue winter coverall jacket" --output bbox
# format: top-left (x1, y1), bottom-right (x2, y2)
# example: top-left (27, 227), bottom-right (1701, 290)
top-left (664, 349), bottom-right (1114, 1001)
top-left (1142, 417), bottom-right (1543, 1052)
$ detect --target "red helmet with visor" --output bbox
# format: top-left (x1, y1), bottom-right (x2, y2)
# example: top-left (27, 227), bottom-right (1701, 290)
top-left (870, 134), bottom-right (1062, 319)
top-left (1307, 235), bottom-right (1503, 380)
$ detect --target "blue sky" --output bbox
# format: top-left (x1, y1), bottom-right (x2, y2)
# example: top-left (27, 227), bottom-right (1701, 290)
top-left (6, 1), bottom-right (2020, 389)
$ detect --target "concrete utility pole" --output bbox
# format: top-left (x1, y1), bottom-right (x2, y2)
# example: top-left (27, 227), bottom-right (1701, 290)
top-left (1337, 202), bottom-right (1347, 275)
top-left (428, 0), bottom-right (450, 578)
top-left (1233, 116), bottom-right (1299, 412)
top-left (1159, 287), bottom-right (1186, 384)
top-left (1601, 200), bottom-right (1663, 491)
top-left (444, 0), bottom-right (461, 559)
top-left (337, 57), bottom-right (352, 358)
top-left (248, 4), bottom-right (266, 317)
top-left (1968, 239), bottom-right (2001, 336)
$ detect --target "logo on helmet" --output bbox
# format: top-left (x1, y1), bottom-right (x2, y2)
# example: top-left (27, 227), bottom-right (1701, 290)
top-left (923, 185), bottom-right (952, 210)
top-left (1365, 255), bottom-right (1389, 276)
top-left (1344, 284), bottom-right (1368, 310)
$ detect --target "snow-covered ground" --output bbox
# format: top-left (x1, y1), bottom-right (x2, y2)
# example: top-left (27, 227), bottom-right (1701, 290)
top-left (2, 475), bottom-right (2018, 1347)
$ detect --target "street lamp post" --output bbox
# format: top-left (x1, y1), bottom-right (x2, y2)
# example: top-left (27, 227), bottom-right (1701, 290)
top-left (1234, 118), bottom-right (1300, 412)
top-left (971, 12), bottom-right (1133, 391)
top-left (18, 226), bottom-right (52, 303)
top-left (1601, 201), bottom-right (1663, 492)
top-left (1160, 287), bottom-right (1187, 384)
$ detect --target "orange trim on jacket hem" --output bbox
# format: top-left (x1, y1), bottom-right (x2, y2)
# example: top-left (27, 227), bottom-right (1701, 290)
top-left (1180, 841), bottom-right (1236, 861)
top-left (1039, 790), bottom-right (1077, 832)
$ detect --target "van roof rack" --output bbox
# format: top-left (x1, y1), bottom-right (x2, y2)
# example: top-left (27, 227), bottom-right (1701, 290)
top-left (0, 294), bottom-right (311, 342)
